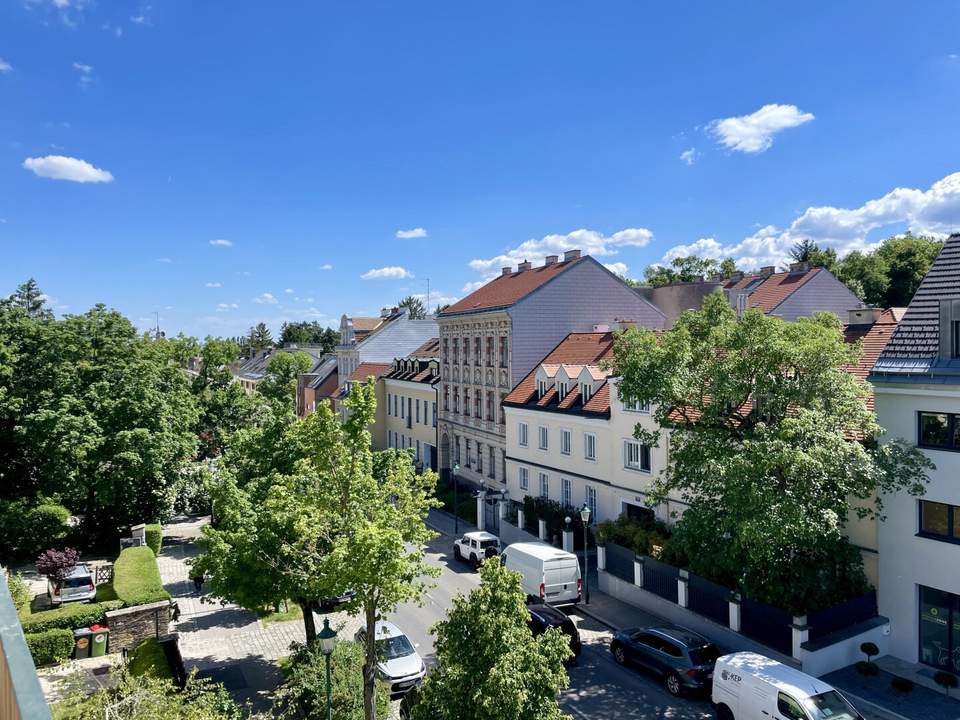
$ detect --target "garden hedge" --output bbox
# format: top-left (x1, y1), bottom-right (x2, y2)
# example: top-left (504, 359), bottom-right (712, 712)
top-left (144, 523), bottom-right (163, 556)
top-left (26, 628), bottom-right (75, 667)
top-left (127, 638), bottom-right (172, 679)
top-left (113, 546), bottom-right (170, 606)
top-left (19, 600), bottom-right (123, 634)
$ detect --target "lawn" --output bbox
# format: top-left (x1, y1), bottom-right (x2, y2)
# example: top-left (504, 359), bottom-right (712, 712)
top-left (257, 601), bottom-right (302, 625)
top-left (127, 638), bottom-right (172, 679)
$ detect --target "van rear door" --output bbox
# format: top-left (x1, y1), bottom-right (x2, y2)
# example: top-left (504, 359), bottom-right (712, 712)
top-left (543, 557), bottom-right (580, 604)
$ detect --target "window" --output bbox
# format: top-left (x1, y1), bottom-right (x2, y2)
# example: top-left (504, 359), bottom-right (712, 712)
top-left (919, 411), bottom-right (960, 449)
top-left (442, 338), bottom-right (449, 362)
top-left (584, 433), bottom-right (597, 461)
top-left (453, 387), bottom-right (460, 413)
top-left (623, 397), bottom-right (651, 413)
top-left (777, 694), bottom-right (806, 720)
top-left (500, 394), bottom-right (506, 425)
top-left (562, 478), bottom-right (572, 507)
top-left (954, 320), bottom-right (960, 359)
top-left (416, 399), bottom-right (420, 424)
top-left (464, 389), bottom-right (471, 417)
top-left (474, 391), bottom-right (482, 419)
top-left (416, 440), bottom-right (421, 461)
top-left (919, 585), bottom-right (960, 671)
top-left (560, 429), bottom-right (571, 455)
top-left (443, 386), bottom-right (449, 411)
top-left (400, 396), bottom-right (405, 419)
top-left (539, 472), bottom-right (549, 498)
top-left (486, 336), bottom-right (494, 366)
top-left (488, 446), bottom-right (496, 479)
top-left (407, 398), bottom-right (412, 428)
top-left (477, 443), bottom-right (483, 474)
top-left (538, 426), bottom-right (548, 450)
top-left (465, 439), bottom-right (472, 467)
top-left (432, 402), bottom-right (437, 428)
top-left (499, 337), bottom-right (508, 368)
top-left (624, 440), bottom-right (651, 472)
top-left (557, 381), bottom-right (568, 400)
top-left (474, 337), bottom-right (481, 366)
top-left (454, 436), bottom-right (461, 464)
top-left (585, 485), bottom-right (597, 522)
top-left (519, 466), bottom-right (529, 490)
top-left (518, 422), bottom-right (528, 447)
top-left (581, 383), bottom-right (592, 402)
top-left (452, 338), bottom-right (459, 364)
top-left (538, 379), bottom-right (548, 398)
top-left (920, 500), bottom-right (960, 542)
top-left (486, 391), bottom-right (494, 422)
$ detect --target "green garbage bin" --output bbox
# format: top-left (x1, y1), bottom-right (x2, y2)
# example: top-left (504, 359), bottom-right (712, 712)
top-left (89, 625), bottom-right (109, 657)
top-left (73, 628), bottom-right (92, 659)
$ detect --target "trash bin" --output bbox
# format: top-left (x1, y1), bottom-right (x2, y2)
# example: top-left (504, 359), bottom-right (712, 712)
top-left (89, 625), bottom-right (109, 657)
top-left (73, 628), bottom-right (92, 659)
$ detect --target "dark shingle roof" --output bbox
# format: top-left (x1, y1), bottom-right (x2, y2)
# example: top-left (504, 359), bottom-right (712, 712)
top-left (872, 233), bottom-right (960, 378)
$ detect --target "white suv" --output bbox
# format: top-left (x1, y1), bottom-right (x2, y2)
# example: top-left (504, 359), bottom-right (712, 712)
top-left (453, 531), bottom-right (501, 568)
top-left (48, 564), bottom-right (96, 606)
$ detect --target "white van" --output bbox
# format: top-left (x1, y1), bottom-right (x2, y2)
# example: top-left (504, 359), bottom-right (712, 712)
top-left (500, 542), bottom-right (581, 606)
top-left (712, 652), bottom-right (864, 720)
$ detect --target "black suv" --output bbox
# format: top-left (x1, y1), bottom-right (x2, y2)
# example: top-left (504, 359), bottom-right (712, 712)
top-left (610, 625), bottom-right (719, 695)
top-left (528, 604), bottom-right (582, 659)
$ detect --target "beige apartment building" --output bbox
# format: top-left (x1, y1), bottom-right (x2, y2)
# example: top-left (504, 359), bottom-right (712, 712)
top-left (380, 339), bottom-right (440, 472)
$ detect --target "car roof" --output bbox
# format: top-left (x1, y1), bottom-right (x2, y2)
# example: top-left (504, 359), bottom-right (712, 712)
top-left (626, 625), bottom-right (711, 648)
top-left (504, 542), bottom-right (576, 561)
top-left (529, 604), bottom-right (569, 624)
top-left (718, 652), bottom-right (834, 698)
top-left (373, 620), bottom-right (405, 639)
top-left (63, 564), bottom-right (91, 578)
top-left (465, 531), bottom-right (499, 541)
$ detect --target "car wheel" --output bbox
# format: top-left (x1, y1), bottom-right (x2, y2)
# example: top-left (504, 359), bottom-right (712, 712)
top-left (716, 704), bottom-right (734, 720)
top-left (612, 643), bottom-right (627, 665)
top-left (665, 672), bottom-right (682, 696)
top-left (453, 546), bottom-right (461, 561)
top-left (470, 554), bottom-right (479, 568)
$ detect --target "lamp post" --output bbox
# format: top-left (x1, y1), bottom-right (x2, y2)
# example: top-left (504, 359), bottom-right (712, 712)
top-left (318, 618), bottom-right (338, 720)
top-left (580, 504), bottom-right (591, 604)
top-left (452, 462), bottom-right (460, 535)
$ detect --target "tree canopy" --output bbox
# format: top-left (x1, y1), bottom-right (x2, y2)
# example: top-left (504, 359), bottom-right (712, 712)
top-left (279, 321), bottom-right (338, 351)
top-left (642, 255), bottom-right (736, 287)
top-left (247, 322), bottom-right (273, 351)
top-left (398, 295), bottom-right (428, 319)
top-left (612, 292), bottom-right (932, 612)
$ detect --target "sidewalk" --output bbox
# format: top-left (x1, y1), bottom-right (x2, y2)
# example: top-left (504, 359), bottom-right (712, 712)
top-left (823, 664), bottom-right (960, 720)
top-left (427, 508), bottom-right (477, 538)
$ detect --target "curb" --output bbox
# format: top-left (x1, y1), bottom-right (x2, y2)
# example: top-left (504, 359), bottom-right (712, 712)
top-left (574, 603), bottom-right (619, 632)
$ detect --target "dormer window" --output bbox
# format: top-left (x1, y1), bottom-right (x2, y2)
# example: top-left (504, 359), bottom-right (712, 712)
top-left (538, 379), bottom-right (548, 398)
top-left (557, 381), bottom-right (568, 400)
top-left (581, 383), bottom-right (593, 403)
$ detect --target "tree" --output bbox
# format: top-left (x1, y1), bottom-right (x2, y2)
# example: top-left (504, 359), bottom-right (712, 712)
top-left (411, 558), bottom-right (571, 720)
top-left (435, 303), bottom-right (451, 314)
top-left (280, 322), bottom-right (338, 351)
top-left (398, 295), bottom-right (427, 319)
top-left (258, 351), bottom-right (314, 407)
top-left (6, 278), bottom-right (50, 318)
top-left (612, 293), bottom-right (933, 612)
top-left (789, 239), bottom-right (838, 273)
top-left (190, 338), bottom-right (260, 459)
top-left (36, 547), bottom-right (81, 584)
top-left (719, 257), bottom-right (739, 277)
top-left (875, 233), bottom-right (943, 307)
top-left (248, 322), bottom-right (273, 351)
top-left (643, 256), bottom-right (720, 287)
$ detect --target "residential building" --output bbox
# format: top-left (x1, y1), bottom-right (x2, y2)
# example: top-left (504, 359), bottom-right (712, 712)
top-left (437, 249), bottom-right (666, 490)
top-left (381, 338), bottom-right (441, 472)
top-left (234, 345), bottom-right (329, 393)
top-left (345, 362), bottom-right (392, 447)
top-left (296, 355), bottom-right (339, 418)
top-left (870, 233), bottom-right (960, 671)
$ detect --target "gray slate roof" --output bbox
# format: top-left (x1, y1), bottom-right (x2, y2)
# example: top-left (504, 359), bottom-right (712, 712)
top-left (236, 346), bottom-right (329, 380)
top-left (357, 317), bottom-right (439, 364)
top-left (871, 233), bottom-right (960, 381)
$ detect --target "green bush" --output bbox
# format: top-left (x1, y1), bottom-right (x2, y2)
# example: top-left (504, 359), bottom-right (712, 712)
top-left (144, 524), bottom-right (163, 556)
top-left (0, 500), bottom-right (70, 562)
top-left (26, 628), bottom-right (75, 667)
top-left (127, 638), bottom-right (172, 679)
top-left (113, 546), bottom-right (170, 606)
top-left (435, 481), bottom-right (477, 525)
top-left (521, 496), bottom-right (596, 549)
top-left (6, 572), bottom-right (31, 611)
top-left (20, 600), bottom-right (123, 634)
top-left (595, 514), bottom-right (672, 557)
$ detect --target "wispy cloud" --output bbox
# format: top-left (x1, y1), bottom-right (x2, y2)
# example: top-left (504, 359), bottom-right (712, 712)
top-left (209, 238), bottom-right (232, 247)
top-left (205, 281), bottom-right (222, 288)
top-left (680, 148), bottom-right (699, 166)
top-left (396, 227), bottom-right (428, 239)
top-left (707, 104), bottom-right (814, 154)
top-left (284, 288), bottom-right (294, 294)
top-left (0, 58), bottom-right (12, 73)
top-left (156, 257), bottom-right (172, 263)
top-left (23, 155), bottom-right (114, 183)
top-left (361, 266), bottom-right (414, 280)
top-left (72, 61), bottom-right (94, 87)
top-left (319, 263), bottom-right (333, 271)
top-left (216, 302), bottom-right (239, 312)
top-left (254, 292), bottom-right (278, 304)
top-left (603, 262), bottom-right (629, 276)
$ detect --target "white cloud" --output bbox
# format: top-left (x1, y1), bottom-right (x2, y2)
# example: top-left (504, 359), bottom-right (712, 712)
top-left (23, 155), bottom-right (113, 183)
top-left (156, 257), bottom-right (172, 263)
top-left (71, 61), bottom-right (93, 74)
top-left (361, 266), bottom-right (414, 280)
top-left (461, 280), bottom-right (486, 294)
top-left (603, 262), bottom-right (629, 276)
top-left (53, 0), bottom-right (71, 8)
top-left (396, 227), bottom-right (428, 239)
top-left (216, 302), bottom-right (239, 312)
top-left (254, 292), bottom-right (278, 304)
top-left (319, 263), bottom-right (333, 270)
top-left (0, 58), bottom-right (12, 73)
top-left (205, 281), bottom-right (222, 288)
top-left (209, 238), bottom-right (232, 247)
top-left (411, 290), bottom-right (460, 309)
top-left (680, 148), bottom-right (698, 165)
top-left (707, 104), bottom-right (814, 154)
top-left (468, 227), bottom-right (653, 279)
top-left (660, 171), bottom-right (960, 270)
top-left (284, 288), bottom-right (294, 294)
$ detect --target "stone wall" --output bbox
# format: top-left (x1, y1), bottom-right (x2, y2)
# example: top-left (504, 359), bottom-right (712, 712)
top-left (105, 600), bottom-right (172, 653)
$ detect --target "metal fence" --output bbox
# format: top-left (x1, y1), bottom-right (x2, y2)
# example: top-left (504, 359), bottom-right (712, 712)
top-left (641, 556), bottom-right (679, 603)
top-left (808, 591), bottom-right (877, 641)
top-left (740, 596), bottom-right (793, 655)
top-left (605, 543), bottom-right (636, 583)
top-left (688, 573), bottom-right (730, 626)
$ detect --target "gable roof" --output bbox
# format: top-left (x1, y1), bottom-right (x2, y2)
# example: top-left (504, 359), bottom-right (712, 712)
top-left (349, 362), bottom-right (391, 383)
top-left (440, 256), bottom-right (587, 316)
top-left (843, 309), bottom-right (903, 411)
top-left (872, 234), bottom-right (960, 379)
top-left (745, 267), bottom-right (822, 314)
top-left (409, 337), bottom-right (440, 358)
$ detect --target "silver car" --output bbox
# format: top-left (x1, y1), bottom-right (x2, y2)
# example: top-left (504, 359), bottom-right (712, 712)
top-left (48, 564), bottom-right (96, 606)
top-left (355, 621), bottom-right (425, 697)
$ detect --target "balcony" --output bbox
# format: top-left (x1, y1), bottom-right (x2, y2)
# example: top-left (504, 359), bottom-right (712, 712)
top-left (1, 572), bottom-right (51, 720)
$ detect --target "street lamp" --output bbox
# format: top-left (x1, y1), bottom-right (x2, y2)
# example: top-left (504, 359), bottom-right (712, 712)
top-left (452, 462), bottom-right (460, 535)
top-left (318, 618), bottom-right (338, 720)
top-left (579, 504), bottom-right (591, 605)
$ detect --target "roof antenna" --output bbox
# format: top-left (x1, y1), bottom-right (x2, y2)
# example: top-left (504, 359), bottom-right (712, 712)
top-left (426, 277), bottom-right (431, 313)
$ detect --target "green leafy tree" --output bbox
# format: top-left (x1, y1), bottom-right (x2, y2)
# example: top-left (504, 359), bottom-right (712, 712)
top-left (398, 295), bottom-right (428, 319)
top-left (612, 293), bottom-right (933, 612)
top-left (874, 232), bottom-right (943, 307)
top-left (719, 257), bottom-right (739, 277)
top-left (6, 278), bottom-right (50, 318)
top-left (191, 337), bottom-right (260, 458)
top-left (411, 558), bottom-right (571, 720)
top-left (643, 256), bottom-right (720, 287)
top-left (280, 322), bottom-right (338, 351)
top-left (258, 351), bottom-right (314, 407)
top-left (789, 239), bottom-right (838, 273)
top-left (836, 250), bottom-right (888, 304)
top-left (248, 322), bottom-right (273, 351)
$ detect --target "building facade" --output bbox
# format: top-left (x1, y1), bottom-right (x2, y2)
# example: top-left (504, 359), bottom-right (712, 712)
top-left (381, 339), bottom-right (440, 472)
top-left (436, 250), bottom-right (666, 490)
top-left (870, 233), bottom-right (960, 671)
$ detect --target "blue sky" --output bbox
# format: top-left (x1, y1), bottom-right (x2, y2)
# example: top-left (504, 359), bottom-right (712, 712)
top-left (2, 1), bottom-right (960, 338)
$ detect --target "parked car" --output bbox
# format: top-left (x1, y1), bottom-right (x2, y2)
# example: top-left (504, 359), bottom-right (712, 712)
top-left (500, 542), bottom-right (581, 606)
top-left (47, 564), bottom-right (96, 606)
top-left (528, 604), bottom-right (581, 660)
top-left (314, 589), bottom-right (356, 613)
top-left (610, 625), bottom-right (719, 696)
top-left (452, 531), bottom-right (501, 567)
top-left (712, 652), bottom-right (863, 720)
top-left (355, 621), bottom-right (426, 698)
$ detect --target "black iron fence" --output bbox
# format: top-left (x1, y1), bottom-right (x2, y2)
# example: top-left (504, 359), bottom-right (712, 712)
top-left (740, 596), bottom-right (793, 655)
top-left (640, 556), bottom-right (678, 603)
top-left (808, 591), bottom-right (877, 641)
top-left (605, 542), bottom-right (635, 583)
top-left (688, 573), bottom-right (729, 626)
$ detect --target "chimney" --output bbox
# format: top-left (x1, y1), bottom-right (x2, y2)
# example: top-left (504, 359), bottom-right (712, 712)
top-left (848, 307), bottom-right (883, 326)
top-left (381, 307), bottom-right (390, 318)
top-left (501, 266), bottom-right (512, 277)
top-left (544, 255), bottom-right (558, 266)
top-left (517, 260), bottom-right (532, 272)
top-left (564, 249), bottom-right (581, 262)
top-left (710, 273), bottom-right (724, 282)
top-left (789, 261), bottom-right (810, 273)
top-left (759, 266), bottom-right (775, 277)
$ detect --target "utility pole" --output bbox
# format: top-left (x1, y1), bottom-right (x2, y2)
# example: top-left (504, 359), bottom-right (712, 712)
top-left (426, 277), bottom-right (431, 314)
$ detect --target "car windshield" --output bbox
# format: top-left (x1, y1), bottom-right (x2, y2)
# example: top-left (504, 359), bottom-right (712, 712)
top-left (802, 690), bottom-right (860, 720)
top-left (479, 539), bottom-right (498, 549)
top-left (377, 634), bottom-right (415, 660)
top-left (687, 643), bottom-right (720, 666)
top-left (63, 577), bottom-right (92, 588)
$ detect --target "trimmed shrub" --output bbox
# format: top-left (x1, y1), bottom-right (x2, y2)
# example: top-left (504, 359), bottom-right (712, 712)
top-left (7, 572), bottom-right (31, 612)
top-left (891, 676), bottom-right (914, 693)
top-left (26, 628), bottom-right (75, 667)
top-left (861, 641), bottom-right (879, 662)
top-left (144, 524), bottom-right (163, 556)
top-left (113, 546), bottom-right (170, 606)
top-left (20, 600), bottom-right (123, 634)
top-left (127, 638), bottom-right (172, 679)
top-left (855, 661), bottom-right (879, 677)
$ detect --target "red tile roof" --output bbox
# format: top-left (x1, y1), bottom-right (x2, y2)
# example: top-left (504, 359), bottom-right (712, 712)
top-left (409, 337), bottom-right (440, 358)
top-left (745, 268), bottom-right (821, 313)
top-left (843, 308), bottom-right (904, 411)
top-left (348, 362), bottom-right (391, 382)
top-left (441, 257), bottom-right (586, 315)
